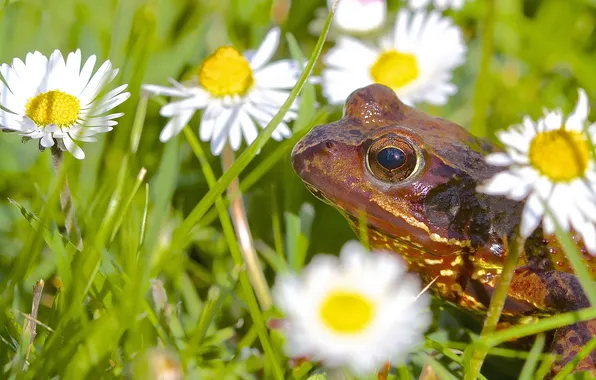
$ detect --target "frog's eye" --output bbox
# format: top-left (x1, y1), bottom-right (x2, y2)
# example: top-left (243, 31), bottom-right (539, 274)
top-left (367, 137), bottom-right (418, 182)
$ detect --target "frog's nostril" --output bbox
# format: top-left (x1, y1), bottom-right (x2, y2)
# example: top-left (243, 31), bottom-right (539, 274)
top-left (325, 141), bottom-right (334, 150)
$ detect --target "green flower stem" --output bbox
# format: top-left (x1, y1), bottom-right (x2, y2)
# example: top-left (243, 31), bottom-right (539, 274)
top-left (464, 230), bottom-right (525, 379)
top-left (183, 127), bottom-right (283, 379)
top-left (552, 335), bottom-right (596, 379)
top-left (50, 146), bottom-right (83, 250)
top-left (470, 0), bottom-right (495, 137)
top-left (222, 145), bottom-right (272, 310)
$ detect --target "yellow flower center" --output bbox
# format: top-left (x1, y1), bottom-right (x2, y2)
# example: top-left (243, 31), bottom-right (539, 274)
top-left (25, 90), bottom-right (81, 128)
top-left (528, 129), bottom-right (590, 182)
top-left (198, 46), bottom-right (254, 97)
top-left (370, 50), bottom-right (419, 90)
top-left (319, 290), bottom-right (375, 334)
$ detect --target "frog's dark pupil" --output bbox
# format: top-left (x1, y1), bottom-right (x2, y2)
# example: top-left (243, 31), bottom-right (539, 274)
top-left (377, 147), bottom-right (406, 170)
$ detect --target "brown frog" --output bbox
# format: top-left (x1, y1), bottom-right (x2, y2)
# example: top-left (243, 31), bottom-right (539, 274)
top-left (291, 84), bottom-right (596, 376)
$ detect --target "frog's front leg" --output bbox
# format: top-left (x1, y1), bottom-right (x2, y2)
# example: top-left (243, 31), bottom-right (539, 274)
top-left (507, 268), bottom-right (596, 376)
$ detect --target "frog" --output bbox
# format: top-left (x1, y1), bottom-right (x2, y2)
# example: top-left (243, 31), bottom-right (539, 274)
top-left (291, 84), bottom-right (596, 377)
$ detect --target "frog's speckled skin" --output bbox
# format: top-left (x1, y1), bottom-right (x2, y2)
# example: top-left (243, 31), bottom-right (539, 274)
top-left (291, 84), bottom-right (596, 376)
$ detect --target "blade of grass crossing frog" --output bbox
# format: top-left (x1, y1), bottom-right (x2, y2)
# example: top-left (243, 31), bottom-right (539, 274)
top-left (518, 332), bottom-right (546, 380)
top-left (553, 335), bottom-right (596, 379)
top-left (483, 307), bottom-right (596, 347)
top-left (357, 209), bottom-right (370, 249)
top-left (173, 4), bottom-right (337, 249)
top-left (446, 340), bottom-right (550, 361)
top-left (286, 32), bottom-right (316, 133)
top-left (183, 127), bottom-right (284, 379)
top-left (542, 202), bottom-right (596, 306)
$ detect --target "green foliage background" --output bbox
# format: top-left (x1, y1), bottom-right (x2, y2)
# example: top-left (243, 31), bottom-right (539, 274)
top-left (1, 0), bottom-right (596, 379)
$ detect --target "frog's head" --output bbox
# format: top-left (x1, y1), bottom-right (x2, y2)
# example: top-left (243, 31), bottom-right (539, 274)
top-left (292, 84), bottom-right (520, 258)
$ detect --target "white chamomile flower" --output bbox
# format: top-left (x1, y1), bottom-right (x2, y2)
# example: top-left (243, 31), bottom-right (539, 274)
top-left (478, 89), bottom-right (596, 254)
top-left (407, 0), bottom-right (466, 11)
top-left (309, 0), bottom-right (388, 39)
top-left (322, 9), bottom-right (466, 106)
top-left (273, 240), bottom-right (431, 375)
top-left (142, 27), bottom-right (300, 155)
top-left (0, 49), bottom-right (130, 159)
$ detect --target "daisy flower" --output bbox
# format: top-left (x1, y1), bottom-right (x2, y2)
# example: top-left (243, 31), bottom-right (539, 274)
top-left (321, 9), bottom-right (466, 106)
top-left (309, 0), bottom-right (388, 39)
top-left (0, 49), bottom-right (130, 159)
top-left (142, 27), bottom-right (300, 155)
top-left (273, 240), bottom-right (431, 375)
top-left (407, 0), bottom-right (466, 11)
top-left (478, 89), bottom-right (596, 254)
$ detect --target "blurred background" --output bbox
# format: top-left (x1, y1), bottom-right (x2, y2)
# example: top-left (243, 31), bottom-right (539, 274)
top-left (2, 0), bottom-right (596, 378)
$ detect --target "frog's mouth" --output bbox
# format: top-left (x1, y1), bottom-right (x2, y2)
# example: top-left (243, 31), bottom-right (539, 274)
top-left (304, 182), bottom-right (334, 206)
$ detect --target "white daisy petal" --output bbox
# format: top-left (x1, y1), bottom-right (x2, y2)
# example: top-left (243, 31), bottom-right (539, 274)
top-left (253, 60), bottom-right (300, 90)
top-left (159, 109), bottom-right (195, 142)
top-left (238, 110), bottom-right (259, 147)
top-left (63, 135), bottom-right (85, 160)
top-left (210, 108), bottom-right (236, 155)
top-left (249, 27), bottom-right (280, 70)
top-left (142, 83), bottom-right (193, 97)
top-left (40, 134), bottom-right (55, 148)
top-left (79, 60), bottom-right (116, 104)
top-left (160, 92), bottom-right (209, 117)
top-left (566, 88), bottom-right (589, 132)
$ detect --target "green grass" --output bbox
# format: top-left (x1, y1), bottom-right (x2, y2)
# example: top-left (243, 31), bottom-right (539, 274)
top-left (2, 0), bottom-right (596, 379)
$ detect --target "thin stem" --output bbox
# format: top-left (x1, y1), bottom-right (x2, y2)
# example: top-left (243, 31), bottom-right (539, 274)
top-left (50, 146), bottom-right (83, 249)
top-left (222, 145), bottom-right (272, 310)
top-left (464, 230), bottom-right (525, 379)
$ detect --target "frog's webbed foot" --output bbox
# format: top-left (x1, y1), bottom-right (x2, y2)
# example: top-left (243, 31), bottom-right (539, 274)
top-left (507, 269), bottom-right (596, 377)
